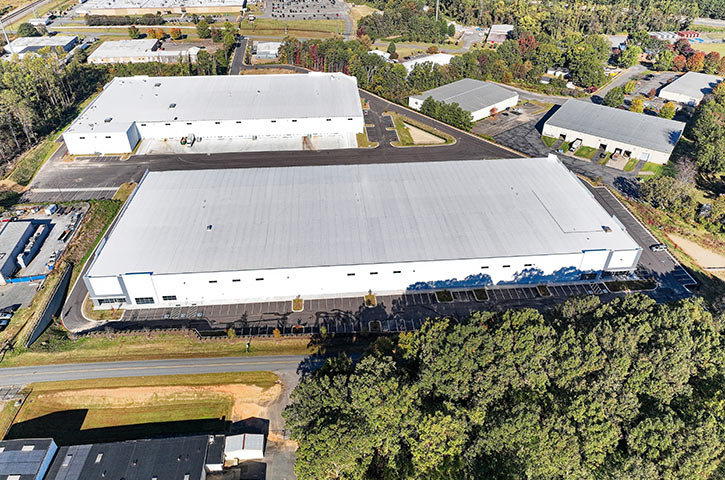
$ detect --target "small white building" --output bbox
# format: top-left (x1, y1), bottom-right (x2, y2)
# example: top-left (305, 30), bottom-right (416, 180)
top-left (84, 155), bottom-right (642, 310)
top-left (224, 434), bottom-right (265, 462)
top-left (543, 99), bottom-right (686, 164)
top-left (659, 71), bottom-right (723, 106)
top-left (486, 24), bottom-right (513, 44)
top-left (401, 53), bottom-right (454, 73)
top-left (62, 72), bottom-right (365, 155)
top-left (3, 35), bottom-right (78, 59)
top-left (408, 78), bottom-right (518, 121)
top-left (253, 41), bottom-right (282, 59)
top-left (369, 49), bottom-right (391, 61)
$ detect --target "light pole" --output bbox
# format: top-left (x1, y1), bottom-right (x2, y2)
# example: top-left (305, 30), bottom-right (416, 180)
top-left (435, 0), bottom-right (439, 21)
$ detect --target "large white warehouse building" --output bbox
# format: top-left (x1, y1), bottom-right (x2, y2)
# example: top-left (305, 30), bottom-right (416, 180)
top-left (63, 73), bottom-right (365, 155)
top-left (84, 155), bottom-right (642, 309)
top-left (543, 99), bottom-right (686, 164)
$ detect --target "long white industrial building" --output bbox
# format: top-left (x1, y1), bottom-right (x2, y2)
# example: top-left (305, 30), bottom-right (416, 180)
top-left (84, 155), bottom-right (642, 309)
top-left (63, 73), bottom-right (365, 155)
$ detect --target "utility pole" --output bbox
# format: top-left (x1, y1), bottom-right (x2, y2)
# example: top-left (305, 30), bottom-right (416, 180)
top-left (435, 0), bottom-right (439, 21)
top-left (0, 19), bottom-right (12, 55)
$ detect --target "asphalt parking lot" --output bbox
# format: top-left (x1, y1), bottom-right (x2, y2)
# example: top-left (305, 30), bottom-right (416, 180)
top-left (104, 282), bottom-right (615, 335)
top-left (268, 0), bottom-right (344, 20)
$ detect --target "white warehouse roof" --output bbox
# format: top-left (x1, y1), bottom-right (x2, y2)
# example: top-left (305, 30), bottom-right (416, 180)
top-left (88, 39), bottom-right (159, 59)
top-left (401, 53), bottom-right (454, 72)
top-left (545, 99), bottom-right (685, 154)
top-left (87, 156), bottom-right (640, 278)
top-left (65, 72), bottom-right (362, 135)
top-left (659, 71), bottom-right (723, 103)
top-left (410, 79), bottom-right (517, 112)
top-left (3, 35), bottom-right (77, 55)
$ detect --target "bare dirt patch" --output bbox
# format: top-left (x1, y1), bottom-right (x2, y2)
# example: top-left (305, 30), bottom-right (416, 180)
top-left (404, 122), bottom-right (445, 145)
top-left (668, 233), bottom-right (725, 270)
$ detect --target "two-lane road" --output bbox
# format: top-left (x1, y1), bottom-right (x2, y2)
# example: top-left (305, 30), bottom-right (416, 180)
top-left (0, 355), bottom-right (312, 387)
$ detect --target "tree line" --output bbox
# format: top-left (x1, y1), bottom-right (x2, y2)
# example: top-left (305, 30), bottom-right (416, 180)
top-left (284, 295), bottom-right (725, 479)
top-left (356, 1), bottom-right (454, 44)
top-left (85, 13), bottom-right (165, 26)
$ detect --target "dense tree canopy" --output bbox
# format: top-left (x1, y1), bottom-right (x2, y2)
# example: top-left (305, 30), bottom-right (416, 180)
top-left (285, 296), bottom-right (725, 479)
top-left (692, 86), bottom-right (725, 172)
top-left (419, 96), bottom-right (473, 131)
top-left (357, 0), bottom-right (451, 43)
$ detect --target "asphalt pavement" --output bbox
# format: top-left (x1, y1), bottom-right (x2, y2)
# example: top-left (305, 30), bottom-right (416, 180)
top-left (0, 355), bottom-right (310, 387)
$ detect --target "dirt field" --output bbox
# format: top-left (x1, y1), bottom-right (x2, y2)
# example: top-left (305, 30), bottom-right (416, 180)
top-left (7, 373), bottom-right (281, 444)
top-left (669, 233), bottom-right (725, 269)
top-left (405, 122), bottom-right (446, 145)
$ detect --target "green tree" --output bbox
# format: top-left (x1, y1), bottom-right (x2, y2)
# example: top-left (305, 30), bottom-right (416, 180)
top-left (169, 27), bottom-right (182, 40)
top-left (16, 22), bottom-right (39, 37)
top-left (285, 297), bottom-right (725, 479)
top-left (638, 175), bottom-right (696, 216)
top-left (387, 41), bottom-right (396, 55)
top-left (128, 25), bottom-right (140, 39)
top-left (659, 101), bottom-right (677, 119)
top-left (617, 45), bottom-right (642, 67)
top-left (447, 23), bottom-right (455, 36)
top-left (196, 19), bottom-right (211, 38)
top-left (603, 86), bottom-right (625, 107)
top-left (623, 79), bottom-right (637, 94)
top-left (629, 96), bottom-right (644, 113)
top-left (692, 92), bottom-right (725, 171)
top-left (654, 49), bottom-right (675, 71)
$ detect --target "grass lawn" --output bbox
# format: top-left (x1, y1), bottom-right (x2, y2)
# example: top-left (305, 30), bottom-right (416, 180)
top-left (639, 161), bottom-right (676, 177)
top-left (598, 152), bottom-right (612, 165)
top-left (559, 141), bottom-right (571, 152)
top-left (623, 158), bottom-right (638, 171)
top-left (574, 145), bottom-right (597, 159)
top-left (385, 111), bottom-right (454, 146)
top-left (350, 4), bottom-right (379, 26)
top-left (356, 131), bottom-right (378, 148)
top-left (82, 294), bottom-right (123, 321)
top-left (692, 42), bottom-right (725, 55)
top-left (2, 333), bottom-right (314, 367)
top-left (240, 18), bottom-right (344, 38)
top-left (6, 138), bottom-right (59, 187)
top-left (7, 372), bottom-right (278, 445)
top-left (0, 400), bottom-right (23, 439)
top-left (542, 135), bottom-right (557, 148)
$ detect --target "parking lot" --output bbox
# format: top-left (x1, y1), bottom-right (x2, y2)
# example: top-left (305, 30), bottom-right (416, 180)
top-left (114, 281), bottom-right (618, 336)
top-left (0, 204), bottom-right (88, 314)
top-left (268, 0), bottom-right (344, 20)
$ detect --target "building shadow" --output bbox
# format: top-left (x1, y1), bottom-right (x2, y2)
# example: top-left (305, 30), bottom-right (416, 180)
top-left (5, 409), bottom-right (230, 446)
top-left (534, 103), bottom-right (561, 133)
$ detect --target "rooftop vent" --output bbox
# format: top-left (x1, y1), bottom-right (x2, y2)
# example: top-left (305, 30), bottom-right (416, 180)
top-left (154, 82), bottom-right (161, 87)
top-left (602, 225), bottom-right (612, 232)
top-left (169, 103), bottom-right (176, 108)
top-left (207, 225), bottom-right (213, 231)
top-left (104, 117), bottom-right (112, 123)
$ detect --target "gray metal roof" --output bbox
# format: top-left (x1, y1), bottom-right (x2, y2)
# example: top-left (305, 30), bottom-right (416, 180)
top-left (660, 71), bottom-right (723, 101)
top-left (411, 79), bottom-right (517, 113)
top-left (0, 439), bottom-right (54, 480)
top-left (87, 156), bottom-right (640, 278)
top-left (3, 36), bottom-right (77, 55)
top-left (0, 222), bottom-right (34, 262)
top-left (545, 99), bottom-right (685, 153)
top-left (66, 73), bottom-right (363, 134)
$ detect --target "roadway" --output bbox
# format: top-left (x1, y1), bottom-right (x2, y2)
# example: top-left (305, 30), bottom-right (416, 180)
top-left (0, 355), bottom-right (311, 386)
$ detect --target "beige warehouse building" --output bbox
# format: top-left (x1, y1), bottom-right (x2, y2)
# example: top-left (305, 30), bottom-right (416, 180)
top-left (543, 99), bottom-right (686, 165)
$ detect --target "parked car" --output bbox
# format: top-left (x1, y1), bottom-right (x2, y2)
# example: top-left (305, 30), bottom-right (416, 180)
top-left (649, 243), bottom-right (667, 252)
top-left (569, 139), bottom-right (582, 152)
top-left (0, 319), bottom-right (8, 332)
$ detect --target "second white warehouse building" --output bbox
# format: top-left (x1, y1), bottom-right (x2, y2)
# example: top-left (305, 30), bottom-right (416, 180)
top-left (408, 78), bottom-right (519, 121)
top-left (85, 155), bottom-right (642, 309)
top-left (63, 72), bottom-right (365, 155)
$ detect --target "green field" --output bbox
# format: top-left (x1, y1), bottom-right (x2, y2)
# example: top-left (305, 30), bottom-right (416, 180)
top-left (574, 145), bottom-right (597, 159)
top-left (240, 17), bottom-right (344, 38)
top-left (692, 42), bottom-right (725, 55)
top-left (542, 135), bottom-right (556, 148)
